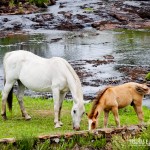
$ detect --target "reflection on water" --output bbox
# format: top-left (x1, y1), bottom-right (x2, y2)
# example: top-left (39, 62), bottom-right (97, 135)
top-left (0, 29), bottom-right (150, 106)
top-left (0, 29), bottom-right (115, 61)
top-left (113, 29), bottom-right (150, 65)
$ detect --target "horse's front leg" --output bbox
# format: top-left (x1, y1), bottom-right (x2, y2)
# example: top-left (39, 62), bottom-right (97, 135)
top-left (104, 110), bottom-right (109, 128)
top-left (58, 92), bottom-right (67, 126)
top-left (53, 88), bottom-right (62, 128)
top-left (17, 81), bottom-right (31, 120)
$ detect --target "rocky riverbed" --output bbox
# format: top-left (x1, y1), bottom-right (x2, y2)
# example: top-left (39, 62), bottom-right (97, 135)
top-left (0, 0), bottom-right (150, 32)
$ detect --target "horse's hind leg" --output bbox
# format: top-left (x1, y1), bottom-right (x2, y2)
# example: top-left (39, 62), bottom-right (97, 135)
top-left (1, 81), bottom-right (14, 120)
top-left (104, 110), bottom-right (109, 128)
top-left (112, 106), bottom-right (120, 127)
top-left (133, 103), bottom-right (143, 124)
top-left (17, 80), bottom-right (31, 120)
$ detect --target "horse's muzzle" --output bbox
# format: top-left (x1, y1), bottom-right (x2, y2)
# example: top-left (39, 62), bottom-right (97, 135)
top-left (73, 126), bottom-right (80, 131)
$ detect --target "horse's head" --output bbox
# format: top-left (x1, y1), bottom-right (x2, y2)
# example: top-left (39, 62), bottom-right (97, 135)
top-left (71, 103), bottom-right (85, 131)
top-left (87, 111), bottom-right (99, 130)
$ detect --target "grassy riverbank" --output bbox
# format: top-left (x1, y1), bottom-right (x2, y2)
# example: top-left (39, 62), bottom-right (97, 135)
top-left (0, 93), bottom-right (150, 139)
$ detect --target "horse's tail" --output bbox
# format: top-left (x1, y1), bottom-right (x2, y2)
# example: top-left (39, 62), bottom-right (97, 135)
top-left (135, 84), bottom-right (149, 95)
top-left (3, 52), bottom-right (13, 112)
top-left (88, 86), bottom-right (111, 119)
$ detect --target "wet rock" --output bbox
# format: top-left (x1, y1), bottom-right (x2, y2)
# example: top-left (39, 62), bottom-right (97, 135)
top-left (11, 21), bottom-right (22, 30)
top-left (55, 21), bottom-right (84, 31)
top-left (49, 0), bottom-right (56, 6)
top-left (117, 66), bottom-right (149, 82)
top-left (3, 18), bottom-right (9, 22)
top-left (103, 55), bottom-right (114, 60)
top-left (123, 1), bottom-right (150, 19)
top-left (51, 38), bottom-right (62, 43)
top-left (64, 12), bottom-right (72, 19)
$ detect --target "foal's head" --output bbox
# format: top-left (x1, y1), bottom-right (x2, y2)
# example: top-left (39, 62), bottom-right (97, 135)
top-left (71, 103), bottom-right (85, 131)
top-left (86, 88), bottom-right (108, 130)
top-left (86, 96), bottom-right (101, 130)
top-left (87, 111), bottom-right (99, 130)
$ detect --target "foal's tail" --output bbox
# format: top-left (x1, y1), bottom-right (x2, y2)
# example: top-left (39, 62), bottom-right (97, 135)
top-left (135, 84), bottom-right (149, 95)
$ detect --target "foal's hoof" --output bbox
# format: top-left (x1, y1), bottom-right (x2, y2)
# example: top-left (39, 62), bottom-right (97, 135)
top-left (25, 115), bottom-right (31, 120)
top-left (139, 122), bottom-right (145, 126)
top-left (55, 123), bottom-right (61, 128)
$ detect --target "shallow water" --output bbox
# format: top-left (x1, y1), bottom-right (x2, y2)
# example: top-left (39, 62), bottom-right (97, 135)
top-left (0, 28), bottom-right (150, 107)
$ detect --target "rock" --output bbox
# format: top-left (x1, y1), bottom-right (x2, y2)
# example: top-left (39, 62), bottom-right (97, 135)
top-left (11, 21), bottom-right (22, 29)
top-left (0, 138), bottom-right (16, 144)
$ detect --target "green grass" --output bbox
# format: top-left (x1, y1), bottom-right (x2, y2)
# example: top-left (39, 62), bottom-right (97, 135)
top-left (0, 92), bottom-right (150, 140)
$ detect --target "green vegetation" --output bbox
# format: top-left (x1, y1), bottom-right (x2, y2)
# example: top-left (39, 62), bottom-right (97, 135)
top-left (83, 7), bottom-right (94, 12)
top-left (145, 72), bottom-right (150, 81)
top-left (3, 0), bottom-right (50, 8)
top-left (28, 0), bottom-right (50, 7)
top-left (112, 126), bottom-right (150, 150)
top-left (0, 92), bottom-right (150, 149)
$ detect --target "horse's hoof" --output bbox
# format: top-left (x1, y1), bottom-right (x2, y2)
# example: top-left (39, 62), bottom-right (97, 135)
top-left (59, 121), bottom-right (63, 126)
top-left (55, 123), bottom-right (61, 128)
top-left (25, 115), bottom-right (31, 120)
top-left (1, 114), bottom-right (7, 120)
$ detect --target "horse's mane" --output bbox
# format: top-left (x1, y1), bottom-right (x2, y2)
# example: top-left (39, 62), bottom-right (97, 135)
top-left (60, 58), bottom-right (83, 102)
top-left (135, 84), bottom-right (149, 95)
top-left (88, 86), bottom-right (111, 119)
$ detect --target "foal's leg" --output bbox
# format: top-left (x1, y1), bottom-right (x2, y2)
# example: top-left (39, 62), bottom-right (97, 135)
top-left (133, 104), bottom-right (144, 124)
top-left (104, 110), bottom-right (109, 128)
top-left (17, 81), bottom-right (31, 120)
top-left (58, 92), bottom-right (67, 126)
top-left (111, 106), bottom-right (120, 127)
top-left (52, 88), bottom-right (62, 128)
top-left (1, 81), bottom-right (14, 120)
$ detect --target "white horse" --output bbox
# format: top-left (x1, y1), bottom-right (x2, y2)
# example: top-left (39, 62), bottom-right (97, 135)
top-left (1, 50), bottom-right (85, 130)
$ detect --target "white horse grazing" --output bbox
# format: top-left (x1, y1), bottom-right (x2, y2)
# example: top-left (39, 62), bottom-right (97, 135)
top-left (1, 50), bottom-right (85, 130)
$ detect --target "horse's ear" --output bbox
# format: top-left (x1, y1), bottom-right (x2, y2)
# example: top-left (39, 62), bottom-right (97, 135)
top-left (94, 111), bottom-right (99, 119)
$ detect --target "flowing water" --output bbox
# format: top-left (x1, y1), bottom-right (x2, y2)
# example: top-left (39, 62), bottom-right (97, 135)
top-left (0, 28), bottom-right (150, 107)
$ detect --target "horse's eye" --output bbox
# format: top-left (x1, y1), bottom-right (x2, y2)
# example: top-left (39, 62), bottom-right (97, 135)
top-left (73, 110), bottom-right (76, 114)
top-left (82, 112), bottom-right (85, 116)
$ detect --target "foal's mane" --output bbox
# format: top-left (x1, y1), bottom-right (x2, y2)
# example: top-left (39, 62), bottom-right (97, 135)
top-left (88, 86), bottom-right (111, 119)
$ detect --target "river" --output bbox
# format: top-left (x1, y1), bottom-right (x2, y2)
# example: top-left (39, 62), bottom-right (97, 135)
top-left (0, 28), bottom-right (150, 107)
